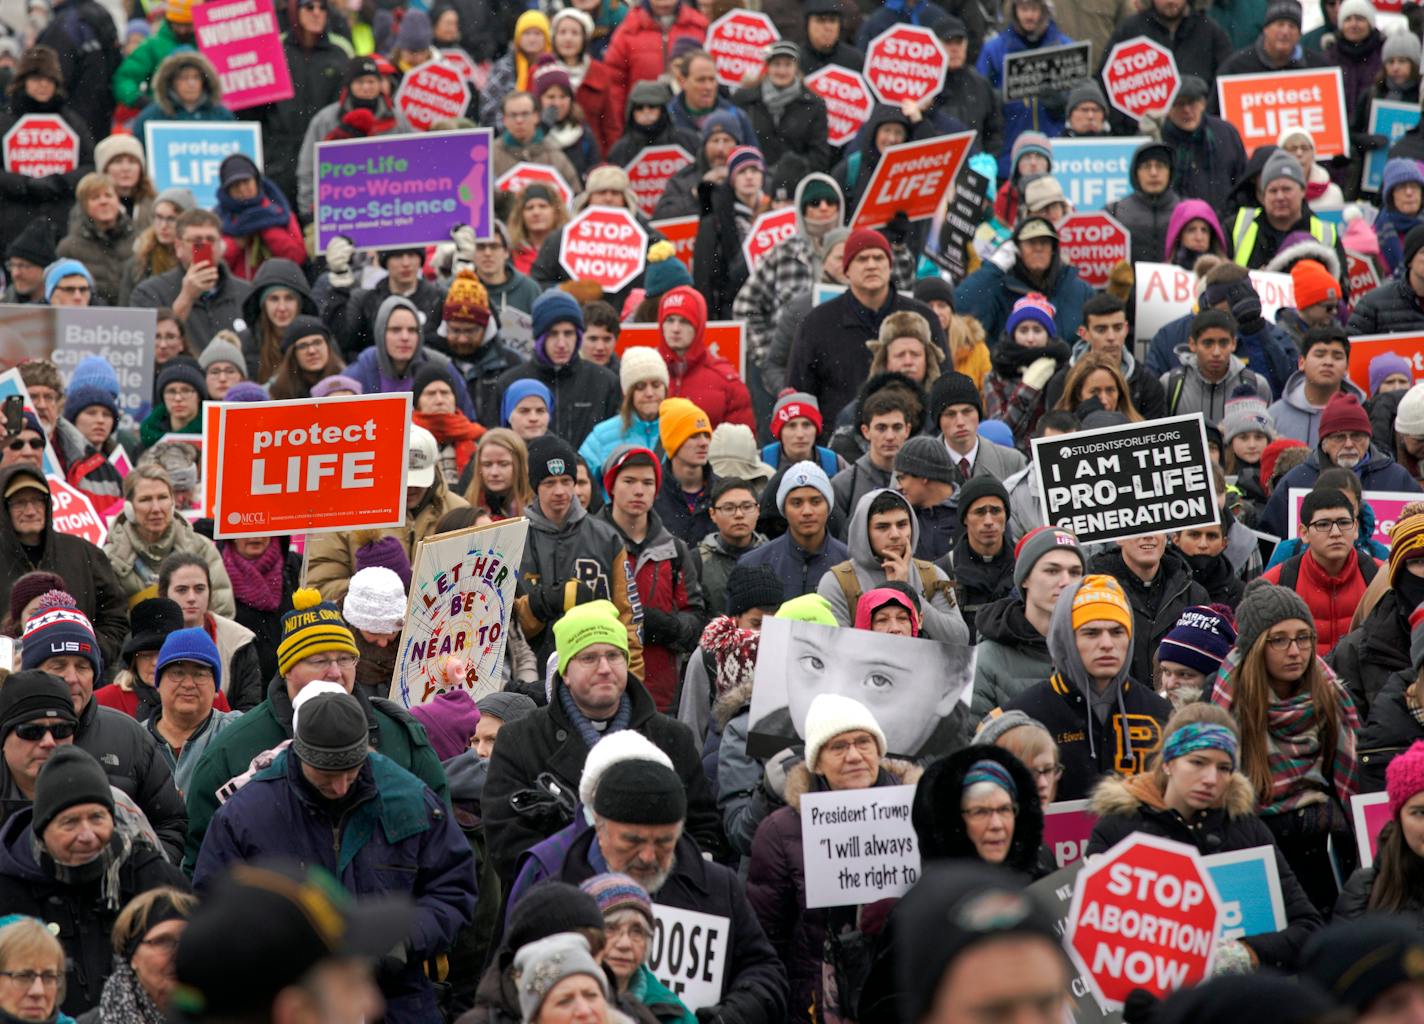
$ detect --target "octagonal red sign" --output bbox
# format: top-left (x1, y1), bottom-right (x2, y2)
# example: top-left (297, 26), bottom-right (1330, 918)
top-left (864, 24), bottom-right (947, 107)
top-left (496, 162), bottom-right (574, 210)
top-left (559, 206), bottom-right (648, 292)
top-left (804, 65), bottom-right (874, 147)
top-left (395, 59), bottom-right (471, 131)
top-left (1102, 37), bottom-right (1180, 120)
top-left (1057, 212), bottom-right (1131, 290)
top-left (625, 145), bottom-right (693, 218)
top-left (3, 114), bottom-right (79, 177)
top-left (706, 10), bottom-right (779, 87)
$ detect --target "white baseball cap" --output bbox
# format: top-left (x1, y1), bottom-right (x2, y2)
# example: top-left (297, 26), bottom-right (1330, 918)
top-left (407, 424), bottom-right (438, 488)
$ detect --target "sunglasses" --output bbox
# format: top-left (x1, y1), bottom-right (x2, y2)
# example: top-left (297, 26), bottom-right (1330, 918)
top-left (804, 197), bottom-right (839, 209)
top-left (6, 437), bottom-right (42, 451)
top-left (13, 722), bottom-right (75, 742)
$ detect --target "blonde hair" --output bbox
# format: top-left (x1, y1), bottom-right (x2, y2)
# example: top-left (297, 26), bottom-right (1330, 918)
top-left (508, 186), bottom-right (569, 249)
top-left (75, 171), bottom-right (118, 209)
top-left (995, 722), bottom-right (1057, 766)
top-left (123, 463), bottom-right (173, 501)
top-left (947, 313), bottom-right (986, 366)
top-left (0, 918), bottom-right (65, 1006)
top-left (111, 887), bottom-right (197, 957)
top-left (465, 428), bottom-right (533, 516)
top-left (1148, 703), bottom-right (1238, 793)
top-left (1054, 353), bottom-right (1142, 421)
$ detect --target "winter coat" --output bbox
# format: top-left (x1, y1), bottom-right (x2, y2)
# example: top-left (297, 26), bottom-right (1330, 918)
top-left (236, 257), bottom-right (319, 379)
top-left (103, 513), bottom-right (235, 616)
top-left (980, 337), bottom-right (1074, 448)
top-left (253, 30), bottom-right (350, 204)
top-left (146, 704), bottom-right (241, 798)
top-left (1043, 342), bottom-right (1168, 421)
top-left (1259, 446), bottom-right (1423, 536)
top-left (1347, 274), bottom-right (1424, 335)
top-left (1161, 349), bottom-right (1273, 424)
top-left (439, 335), bottom-right (527, 431)
top-left (693, 181), bottom-right (757, 322)
top-left (225, 539), bottom-right (300, 683)
top-left (975, 17), bottom-right (1073, 178)
top-left (579, 413), bottom-right (663, 496)
top-left (56, 211), bottom-right (135, 306)
top-left (491, 132), bottom-right (583, 194)
top-left (1328, 29), bottom-right (1385, 114)
top-left (129, 263), bottom-right (251, 350)
top-left (816, 487), bottom-right (969, 645)
top-left (1099, 10), bottom-right (1232, 130)
top-left (494, 357), bottom-right (621, 452)
top-left (1357, 668), bottom-right (1424, 792)
top-left (51, 417), bottom-right (123, 515)
top-left (698, 531), bottom-right (768, 617)
top-left (1088, 773), bottom-right (1322, 969)
top-left (950, 533), bottom-right (1015, 640)
top-left (182, 676), bottom-right (448, 870)
top-left (954, 257), bottom-right (1094, 347)
top-left (349, 341), bottom-right (477, 419)
top-left (605, 88), bottom-right (701, 167)
top-left (1218, 36), bottom-right (1333, 78)
top-left (912, 744), bottom-right (1047, 877)
top-left (218, 182), bottom-right (306, 282)
top-left (295, 92), bottom-right (407, 220)
top-left (194, 750), bottom-right (474, 1023)
top-left (323, 276), bottom-right (445, 361)
top-left (35, 0), bottom-right (118, 143)
top-left (603, 2), bottom-right (709, 125)
top-left (569, 59), bottom-right (619, 155)
top-left (0, 808), bottom-right (189, 1016)
top-left (111, 19), bottom-right (181, 107)
top-left (206, 612), bottom-right (265, 712)
top-left (737, 531), bottom-right (849, 602)
top-left (830, 453), bottom-right (892, 527)
top-left (127, 48), bottom-right (237, 140)
top-left (482, 664), bottom-right (720, 882)
top-left (1161, 113), bottom-right (1249, 224)
top-left (1334, 859), bottom-right (1424, 921)
top-left (1269, 373), bottom-right (1369, 447)
top-left (0, 93), bottom-right (92, 252)
top-left (1262, 548), bottom-right (1381, 657)
top-left (659, 317), bottom-right (755, 434)
top-left (731, 81), bottom-right (831, 171)
top-left (1090, 547), bottom-right (1209, 688)
top-left (653, 459), bottom-right (717, 547)
top-left (932, 65), bottom-right (1003, 156)
top-left (1106, 185), bottom-right (1180, 269)
top-left (746, 760), bottom-right (922, 1024)
top-left (971, 595), bottom-right (1054, 721)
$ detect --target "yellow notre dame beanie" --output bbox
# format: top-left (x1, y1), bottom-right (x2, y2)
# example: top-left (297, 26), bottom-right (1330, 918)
top-left (277, 588), bottom-right (361, 676)
top-left (553, 600), bottom-right (628, 676)
top-left (1070, 574), bottom-right (1133, 635)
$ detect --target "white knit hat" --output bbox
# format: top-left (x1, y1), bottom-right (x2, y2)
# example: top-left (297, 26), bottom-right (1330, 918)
top-left (1339, 0), bottom-right (1377, 28)
top-left (578, 730), bottom-right (674, 811)
top-left (619, 345), bottom-right (669, 396)
top-left (803, 693), bottom-right (886, 771)
top-left (1397, 381), bottom-right (1424, 438)
top-left (342, 566), bottom-right (407, 634)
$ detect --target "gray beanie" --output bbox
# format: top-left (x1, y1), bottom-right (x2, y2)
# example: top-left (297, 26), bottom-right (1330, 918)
top-left (199, 336), bottom-right (247, 375)
top-left (1384, 29), bottom-right (1424, 66)
top-left (973, 709), bottom-right (1044, 747)
top-left (1012, 526), bottom-right (1084, 588)
top-left (1262, 149), bottom-right (1306, 191)
top-left (894, 435), bottom-right (956, 485)
top-left (155, 186), bottom-right (196, 212)
top-left (476, 691), bottom-right (538, 724)
top-left (512, 933), bottom-right (609, 1023)
top-left (1234, 578), bottom-right (1313, 655)
top-left (1066, 79), bottom-right (1108, 115)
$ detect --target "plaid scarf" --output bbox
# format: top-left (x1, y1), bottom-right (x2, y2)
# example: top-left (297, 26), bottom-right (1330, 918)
top-left (1408, 685), bottom-right (1424, 730)
top-left (1209, 648), bottom-right (1359, 816)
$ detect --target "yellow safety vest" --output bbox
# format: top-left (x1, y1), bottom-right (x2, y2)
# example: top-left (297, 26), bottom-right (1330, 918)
top-left (1230, 208), bottom-right (1337, 267)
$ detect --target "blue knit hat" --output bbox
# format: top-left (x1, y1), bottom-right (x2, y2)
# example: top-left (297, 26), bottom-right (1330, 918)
top-left (502, 378), bottom-right (554, 427)
top-left (1384, 158), bottom-right (1424, 206)
top-left (1004, 292), bottom-right (1056, 340)
top-left (68, 355), bottom-right (119, 397)
top-left (531, 288), bottom-right (584, 340)
top-left (224, 381), bottom-right (270, 402)
top-left (21, 605), bottom-right (102, 681)
top-left (155, 626), bottom-right (222, 690)
top-left (1157, 605), bottom-right (1237, 677)
top-left (63, 384), bottom-right (118, 424)
top-left (43, 259), bottom-right (93, 302)
top-left (701, 109), bottom-right (744, 146)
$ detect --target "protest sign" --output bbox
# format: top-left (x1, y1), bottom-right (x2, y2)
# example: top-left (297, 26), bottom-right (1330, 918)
top-left (850, 131), bottom-right (975, 230)
top-left (650, 215), bottom-right (697, 272)
top-left (742, 207), bottom-right (798, 272)
top-left (1347, 252), bottom-right (1381, 305)
top-left (390, 517), bottom-right (528, 707)
top-left (1058, 212), bottom-right (1130, 289)
top-left (1364, 99), bottom-right (1420, 193)
top-left (145, 121), bottom-right (263, 209)
top-left (748, 617), bottom-right (974, 759)
top-left (314, 129), bottom-right (492, 251)
top-left (559, 206), bottom-right (648, 291)
top-left (1216, 68), bottom-right (1348, 157)
top-left (1033, 413), bottom-right (1218, 545)
top-left (0, 370), bottom-right (65, 478)
top-left (706, 9), bottom-right (777, 87)
top-left (1101, 37), bottom-right (1179, 119)
top-left (1202, 847), bottom-right (1286, 942)
top-left (1347, 333), bottom-right (1424, 398)
top-left (495, 161), bottom-right (574, 210)
top-left (440, 47), bottom-right (477, 82)
top-left (801, 785), bottom-right (919, 908)
top-left (211, 393), bottom-right (410, 538)
top-left (864, 24), bottom-right (948, 106)
top-left (2, 114), bottom-right (79, 176)
top-left (928, 165), bottom-right (992, 281)
top-left (615, 322), bottom-right (745, 378)
top-left (1050, 137), bottom-right (1145, 211)
top-left (1004, 41), bottom-right (1093, 102)
top-left (625, 145), bottom-right (693, 218)
top-left (804, 65), bottom-right (874, 147)
top-left (1028, 864), bottom-right (1123, 1024)
top-left (648, 906), bottom-right (729, 1012)
top-left (1352, 791), bottom-right (1391, 868)
top-left (394, 58), bottom-right (471, 131)
top-left (193, 0), bottom-right (293, 110)
top-left (1248, 270), bottom-right (1294, 323)
top-left (1067, 833), bottom-right (1223, 1007)
top-left (1132, 262), bottom-right (1195, 341)
top-left (47, 476), bottom-right (106, 546)
top-left (202, 404), bottom-right (219, 515)
top-left (1287, 486), bottom-right (1417, 547)
top-left (1044, 800), bottom-right (1098, 868)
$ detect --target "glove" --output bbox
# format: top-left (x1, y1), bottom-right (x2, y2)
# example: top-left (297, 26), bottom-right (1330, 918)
top-left (989, 240), bottom-right (1018, 273)
top-left (882, 210), bottom-right (912, 247)
top-left (762, 746), bottom-right (803, 804)
top-left (1230, 292), bottom-right (1265, 336)
top-left (376, 942), bottom-right (409, 983)
top-left (451, 224), bottom-right (477, 264)
top-left (695, 1006), bottom-right (727, 1024)
top-left (641, 607), bottom-right (682, 646)
top-left (325, 235), bottom-right (355, 288)
top-left (1022, 356), bottom-right (1058, 390)
top-left (339, 107), bottom-right (376, 136)
top-left (526, 579), bottom-right (595, 623)
top-left (1212, 939), bottom-right (1255, 975)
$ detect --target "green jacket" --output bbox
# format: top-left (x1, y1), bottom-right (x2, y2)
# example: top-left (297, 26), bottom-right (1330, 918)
top-left (113, 23), bottom-right (185, 108)
top-left (182, 677), bottom-right (448, 871)
top-left (630, 965), bottom-right (696, 1024)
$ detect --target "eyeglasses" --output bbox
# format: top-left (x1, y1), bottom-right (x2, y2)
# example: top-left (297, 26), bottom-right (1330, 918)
top-left (165, 385), bottom-right (198, 399)
top-left (300, 653), bottom-right (359, 671)
top-left (207, 364), bottom-right (242, 378)
top-left (713, 501), bottom-right (758, 516)
top-left (0, 971), bottom-right (60, 989)
top-left (13, 722), bottom-right (75, 741)
top-left (53, 284), bottom-right (90, 296)
top-left (605, 921), bottom-right (651, 943)
top-left (1030, 764), bottom-right (1065, 780)
top-left (822, 734), bottom-right (878, 758)
top-left (152, 212), bottom-right (178, 225)
top-left (962, 805), bottom-right (1017, 823)
top-left (1307, 517), bottom-right (1355, 534)
top-left (572, 649), bottom-right (627, 669)
top-left (6, 437), bottom-right (43, 451)
top-left (293, 338), bottom-right (327, 354)
top-left (164, 665), bottom-right (215, 684)
top-left (1265, 631), bottom-right (1315, 652)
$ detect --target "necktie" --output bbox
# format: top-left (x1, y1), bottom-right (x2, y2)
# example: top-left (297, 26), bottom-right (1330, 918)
top-left (959, 458), bottom-right (971, 479)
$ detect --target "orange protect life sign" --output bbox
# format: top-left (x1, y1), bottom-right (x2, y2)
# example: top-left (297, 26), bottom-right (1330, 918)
top-left (1347, 332), bottom-right (1424, 397)
top-left (849, 130), bottom-right (976, 230)
top-left (1216, 67), bottom-right (1348, 158)
top-left (211, 393), bottom-right (411, 538)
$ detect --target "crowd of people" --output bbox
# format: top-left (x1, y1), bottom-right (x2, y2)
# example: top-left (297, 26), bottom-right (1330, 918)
top-left (7, 0), bottom-right (1424, 1021)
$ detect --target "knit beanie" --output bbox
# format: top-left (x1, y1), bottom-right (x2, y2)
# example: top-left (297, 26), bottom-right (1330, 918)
top-left (1066, 79), bottom-right (1108, 115)
top-left (1370, 353), bottom-right (1413, 396)
top-left (770, 391), bottom-right (823, 439)
top-left (775, 460), bottom-right (834, 512)
top-left (1339, 0), bottom-right (1377, 27)
top-left (95, 133), bottom-right (144, 176)
top-left (577, 730), bottom-right (674, 808)
top-left (1262, 149), bottom-right (1306, 190)
top-left (528, 434), bottom-right (577, 490)
top-left (723, 564), bottom-right (785, 617)
top-left (62, 383), bottom-right (118, 426)
top-left (1069, 574), bottom-right (1133, 634)
top-left (642, 241), bottom-right (693, 299)
top-left (32, 747), bottom-right (113, 837)
top-left (292, 690), bottom-right (368, 771)
top-left (618, 346), bottom-right (669, 396)
top-left (531, 288), bottom-right (584, 340)
top-left (1404, 224), bottom-right (1424, 270)
top-left (602, 444), bottom-right (661, 496)
top-left (1234, 578), bottom-right (1313, 655)
top-left (893, 435), bottom-right (956, 484)
top-left (803, 693), bottom-right (886, 771)
top-left (957, 475), bottom-right (1010, 516)
top-left (775, 593), bottom-right (838, 625)
top-left (343, 566), bottom-right (407, 634)
top-left (1288, 259), bottom-right (1341, 311)
top-left (407, 689), bottom-right (480, 762)
top-left (5, 219), bottom-right (54, 268)
top-left (1388, 738), bottom-right (1424, 818)
top-left (1398, 382), bottom-right (1424, 438)
top-left (224, 382), bottom-right (270, 402)
top-left (394, 8), bottom-right (432, 50)
top-left (197, 338), bottom-right (245, 378)
top-left (157, 361), bottom-right (208, 403)
top-left (444, 268), bottom-right (491, 326)
top-left (502, 378), bottom-right (554, 429)
top-left (310, 376), bottom-right (362, 399)
top-left (700, 616), bottom-right (760, 697)
top-left (553, 599), bottom-right (628, 676)
top-left (155, 626), bottom-right (223, 690)
top-left (43, 259), bottom-right (93, 302)
top-left (800, 178), bottom-right (839, 212)
top-left (505, 884), bottom-right (605, 955)
top-left (531, 57), bottom-right (573, 100)
top-left (658, 286), bottom-right (707, 343)
top-left (727, 145), bottom-right (764, 181)
top-left (276, 588), bottom-right (360, 677)
top-left (1390, 510), bottom-right (1424, 588)
top-left (1384, 29), bottom-right (1424, 66)
top-left (1157, 605), bottom-right (1237, 677)
top-left (6, 571), bottom-right (65, 626)
top-left (972, 708), bottom-right (1042, 746)
top-left (67, 355), bottom-right (118, 397)
top-left (20, 604), bottom-right (101, 680)
top-left (476, 691), bottom-right (538, 724)
top-left (841, 228), bottom-right (892, 272)
top-left (354, 534), bottom-right (412, 590)
top-left (279, 315), bottom-right (331, 355)
top-left (0, 669), bottom-right (76, 739)
top-left (579, 873), bottom-right (653, 925)
top-left (1318, 392), bottom-right (1372, 438)
top-left (929, 371), bottom-right (983, 423)
top-left (513, 934), bottom-right (609, 1024)
top-left (912, 275), bottom-right (955, 311)
top-left (657, 397), bottom-right (711, 456)
top-left (155, 186), bottom-right (196, 213)
top-left (1219, 383), bottom-right (1276, 444)
top-left (1262, 0), bottom-right (1302, 26)
top-left (412, 363), bottom-right (455, 406)
top-left (1005, 292), bottom-right (1057, 339)
top-left (593, 759), bottom-right (687, 824)
top-left (1010, 131), bottom-right (1053, 175)
top-left (1012, 526), bottom-right (1083, 587)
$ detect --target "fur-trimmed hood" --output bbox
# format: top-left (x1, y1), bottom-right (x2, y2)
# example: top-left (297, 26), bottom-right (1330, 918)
top-left (783, 758), bottom-right (923, 812)
top-left (1264, 237), bottom-right (1343, 280)
top-left (1089, 769), bottom-right (1257, 820)
top-left (713, 677), bottom-right (754, 731)
top-left (151, 50), bottom-right (224, 116)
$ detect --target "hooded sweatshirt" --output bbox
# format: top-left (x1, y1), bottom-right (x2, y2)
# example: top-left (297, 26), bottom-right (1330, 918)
top-left (1163, 199), bottom-right (1228, 268)
top-left (1268, 373), bottom-right (1368, 447)
top-left (815, 487), bottom-right (968, 644)
top-left (350, 295), bottom-right (477, 418)
top-left (1162, 349), bottom-right (1273, 423)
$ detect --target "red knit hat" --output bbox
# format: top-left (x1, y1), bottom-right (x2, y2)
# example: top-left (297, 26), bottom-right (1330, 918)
top-left (602, 444), bottom-right (662, 496)
top-left (658, 285), bottom-right (707, 344)
top-left (1318, 392), bottom-right (1372, 439)
top-left (1289, 259), bottom-right (1340, 310)
top-left (1259, 436), bottom-right (1306, 489)
top-left (841, 228), bottom-right (892, 272)
top-left (1388, 738), bottom-right (1424, 818)
top-left (770, 390), bottom-right (823, 439)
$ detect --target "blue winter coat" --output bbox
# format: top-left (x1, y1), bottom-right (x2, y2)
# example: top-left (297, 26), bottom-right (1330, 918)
top-left (954, 258), bottom-right (1095, 345)
top-left (760, 441), bottom-right (840, 478)
top-left (579, 413), bottom-right (663, 499)
top-left (192, 750), bottom-right (476, 1024)
top-left (1259, 447), bottom-right (1424, 537)
top-left (736, 532), bottom-right (849, 602)
top-left (976, 20), bottom-right (1073, 178)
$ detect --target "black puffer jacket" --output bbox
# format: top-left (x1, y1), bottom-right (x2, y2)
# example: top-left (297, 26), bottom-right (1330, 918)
top-left (1087, 772), bottom-right (1322, 969)
top-left (1088, 547), bottom-right (1210, 689)
top-left (493, 357), bottom-right (621, 452)
top-left (1328, 588), bottom-right (1413, 721)
top-left (0, 92), bottom-right (93, 252)
top-left (948, 533), bottom-right (1015, 641)
top-left (693, 180), bottom-right (753, 321)
top-left (731, 81), bottom-right (831, 170)
top-left (1335, 827), bottom-right (1424, 922)
top-left (1357, 669), bottom-right (1424, 792)
top-left (1105, 147), bottom-right (1179, 267)
top-left (1161, 113), bottom-right (1248, 223)
top-left (1348, 275), bottom-right (1424, 335)
top-left (931, 65), bottom-right (1002, 156)
top-left (912, 744), bottom-right (1049, 877)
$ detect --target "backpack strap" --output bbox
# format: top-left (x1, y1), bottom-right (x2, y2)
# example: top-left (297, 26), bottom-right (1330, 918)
top-left (1359, 549), bottom-right (1380, 585)
top-left (1166, 368), bottom-right (1186, 416)
top-left (1278, 553), bottom-right (1304, 592)
top-left (831, 563), bottom-right (862, 616)
top-left (914, 559), bottom-right (958, 607)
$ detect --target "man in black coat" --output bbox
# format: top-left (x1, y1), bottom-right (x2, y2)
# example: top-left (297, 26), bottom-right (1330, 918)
top-left (35, 0), bottom-right (118, 144)
top-left (1044, 294), bottom-right (1168, 420)
top-left (1216, 0), bottom-right (1332, 78)
top-left (1160, 76), bottom-right (1248, 222)
top-left (1348, 225), bottom-right (1424, 336)
top-left (732, 41), bottom-right (831, 172)
top-left (801, 0), bottom-right (865, 73)
top-left (1098, 0), bottom-right (1232, 133)
top-left (930, 17), bottom-right (1003, 156)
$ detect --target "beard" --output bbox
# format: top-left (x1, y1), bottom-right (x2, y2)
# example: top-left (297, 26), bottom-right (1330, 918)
top-left (629, 855), bottom-right (675, 894)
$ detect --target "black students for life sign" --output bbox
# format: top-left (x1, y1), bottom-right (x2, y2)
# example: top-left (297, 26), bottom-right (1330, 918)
top-left (1031, 413), bottom-right (1219, 545)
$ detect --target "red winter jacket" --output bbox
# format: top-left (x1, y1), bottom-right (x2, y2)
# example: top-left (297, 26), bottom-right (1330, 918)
top-left (605, 3), bottom-right (708, 123)
top-left (1262, 549), bottom-right (1381, 657)
top-left (577, 59), bottom-right (620, 155)
top-left (658, 333), bottom-right (755, 431)
top-left (222, 212), bottom-right (307, 282)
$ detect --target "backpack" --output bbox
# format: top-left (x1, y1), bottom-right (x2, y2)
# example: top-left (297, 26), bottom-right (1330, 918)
top-left (829, 560), bottom-right (958, 615)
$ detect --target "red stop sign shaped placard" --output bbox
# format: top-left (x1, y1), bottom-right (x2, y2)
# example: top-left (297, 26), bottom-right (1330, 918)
top-left (804, 65), bottom-right (874, 147)
top-left (3, 114), bottom-right (79, 177)
top-left (559, 205), bottom-right (648, 292)
top-left (864, 24), bottom-right (947, 107)
top-left (1066, 834), bottom-right (1223, 1009)
top-left (496, 162), bottom-right (575, 210)
top-left (625, 144), bottom-right (693, 218)
top-left (47, 476), bottom-right (107, 546)
top-left (741, 206), bottom-right (798, 272)
top-left (1102, 37), bottom-right (1180, 120)
top-left (395, 59), bottom-right (471, 131)
top-left (706, 10), bottom-right (779, 87)
top-left (1058, 212), bottom-right (1131, 290)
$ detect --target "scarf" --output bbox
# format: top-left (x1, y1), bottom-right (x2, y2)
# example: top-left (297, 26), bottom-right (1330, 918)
top-left (326, 93), bottom-right (398, 141)
top-left (98, 959), bottom-right (166, 1024)
top-left (413, 410), bottom-right (484, 476)
top-left (760, 77), bottom-right (800, 125)
top-left (989, 336), bottom-right (1071, 375)
top-left (138, 401), bottom-right (203, 448)
top-left (558, 682), bottom-right (632, 748)
top-left (501, 125), bottom-right (547, 149)
top-left (562, 55), bottom-right (590, 91)
top-left (1306, 178), bottom-right (1330, 202)
top-left (215, 177), bottom-right (292, 239)
top-left (37, 829), bottom-right (132, 912)
top-left (223, 539), bottom-right (285, 612)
